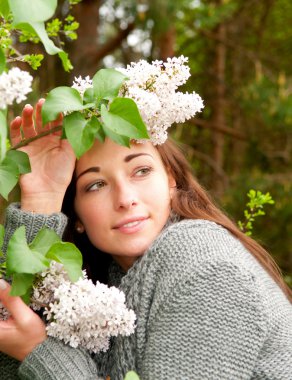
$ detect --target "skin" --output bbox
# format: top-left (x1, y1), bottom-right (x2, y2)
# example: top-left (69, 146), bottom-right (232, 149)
top-left (10, 99), bottom-right (75, 214)
top-left (75, 138), bottom-right (176, 270)
top-left (0, 101), bottom-right (176, 360)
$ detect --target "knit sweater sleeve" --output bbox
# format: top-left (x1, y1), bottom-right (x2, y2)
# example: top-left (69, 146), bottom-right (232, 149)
top-left (139, 226), bottom-right (268, 380)
top-left (0, 203), bottom-right (69, 379)
top-left (2, 203), bottom-right (68, 254)
top-left (18, 338), bottom-right (99, 379)
top-left (0, 204), bottom-right (102, 379)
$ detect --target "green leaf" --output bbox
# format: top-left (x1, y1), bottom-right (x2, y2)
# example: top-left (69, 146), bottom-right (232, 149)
top-left (87, 115), bottom-right (104, 142)
top-left (5, 150), bottom-right (31, 174)
top-left (90, 116), bottom-right (105, 143)
top-left (6, 226), bottom-right (50, 275)
top-left (10, 273), bottom-right (34, 301)
top-left (0, 159), bottom-right (18, 200)
top-left (64, 112), bottom-right (99, 159)
top-left (124, 371), bottom-right (140, 380)
top-left (29, 228), bottom-right (61, 256)
top-left (46, 242), bottom-right (83, 282)
top-left (0, 110), bottom-right (7, 162)
top-left (17, 22), bottom-right (71, 72)
top-left (0, 0), bottom-right (10, 18)
top-left (102, 125), bottom-right (130, 147)
top-left (83, 87), bottom-right (95, 104)
top-left (9, 0), bottom-right (57, 24)
top-left (23, 53), bottom-right (44, 70)
top-left (0, 225), bottom-right (4, 251)
top-left (58, 51), bottom-right (73, 72)
top-left (101, 98), bottom-right (149, 140)
top-left (93, 68), bottom-right (127, 103)
top-left (0, 47), bottom-right (6, 74)
top-left (26, 22), bottom-right (61, 54)
top-left (0, 150), bottom-right (30, 199)
top-left (42, 87), bottom-right (85, 124)
top-left (20, 288), bottom-right (32, 304)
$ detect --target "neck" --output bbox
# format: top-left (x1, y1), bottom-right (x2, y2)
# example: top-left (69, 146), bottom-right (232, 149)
top-left (111, 255), bottom-right (139, 271)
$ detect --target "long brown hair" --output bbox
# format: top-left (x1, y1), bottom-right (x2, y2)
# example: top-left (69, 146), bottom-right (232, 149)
top-left (157, 139), bottom-right (292, 302)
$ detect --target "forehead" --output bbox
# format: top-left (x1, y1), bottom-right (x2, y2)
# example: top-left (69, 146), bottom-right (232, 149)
top-left (75, 138), bottom-right (161, 174)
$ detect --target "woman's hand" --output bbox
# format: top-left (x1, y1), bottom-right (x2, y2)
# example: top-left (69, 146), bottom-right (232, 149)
top-left (10, 99), bottom-right (76, 213)
top-left (0, 279), bottom-right (47, 361)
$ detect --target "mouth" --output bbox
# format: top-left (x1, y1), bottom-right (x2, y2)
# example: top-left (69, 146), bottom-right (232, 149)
top-left (113, 217), bottom-right (149, 234)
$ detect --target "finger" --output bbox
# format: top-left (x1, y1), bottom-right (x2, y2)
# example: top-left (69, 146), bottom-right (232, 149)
top-left (35, 98), bottom-right (49, 133)
top-left (36, 99), bottom-right (63, 134)
top-left (0, 280), bottom-right (35, 326)
top-left (22, 104), bottom-right (36, 139)
top-left (10, 116), bottom-right (22, 146)
top-left (50, 113), bottom-right (63, 136)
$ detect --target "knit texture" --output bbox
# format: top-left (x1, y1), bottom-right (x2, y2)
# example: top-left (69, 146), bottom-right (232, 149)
top-left (1, 203), bottom-right (292, 379)
top-left (1, 203), bottom-right (68, 255)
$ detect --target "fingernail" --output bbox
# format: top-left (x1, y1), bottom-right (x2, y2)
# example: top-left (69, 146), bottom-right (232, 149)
top-left (0, 279), bottom-right (7, 290)
top-left (24, 104), bottom-right (32, 108)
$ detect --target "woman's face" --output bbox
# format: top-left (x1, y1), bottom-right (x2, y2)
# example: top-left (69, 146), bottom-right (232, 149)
top-left (74, 138), bottom-right (176, 270)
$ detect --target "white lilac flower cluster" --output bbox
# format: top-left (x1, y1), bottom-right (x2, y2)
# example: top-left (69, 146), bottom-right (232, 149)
top-left (71, 56), bottom-right (204, 145)
top-left (0, 301), bottom-right (10, 320)
top-left (31, 261), bottom-right (71, 311)
top-left (117, 55), bottom-right (204, 144)
top-left (33, 262), bottom-right (136, 353)
top-left (72, 75), bottom-right (93, 97)
top-left (0, 67), bottom-right (33, 109)
top-left (0, 261), bottom-right (136, 353)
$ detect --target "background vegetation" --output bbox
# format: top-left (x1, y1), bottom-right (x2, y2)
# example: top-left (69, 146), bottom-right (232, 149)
top-left (1, 0), bottom-right (291, 281)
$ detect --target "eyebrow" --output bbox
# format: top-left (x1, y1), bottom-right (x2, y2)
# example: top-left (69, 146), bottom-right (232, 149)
top-left (76, 153), bottom-right (153, 181)
top-left (124, 153), bottom-right (153, 162)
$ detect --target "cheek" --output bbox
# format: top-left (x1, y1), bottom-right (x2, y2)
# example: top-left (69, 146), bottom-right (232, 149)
top-left (75, 196), bottom-right (107, 231)
top-left (146, 177), bottom-right (172, 210)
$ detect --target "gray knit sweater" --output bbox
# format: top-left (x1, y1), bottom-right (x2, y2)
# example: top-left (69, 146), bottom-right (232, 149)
top-left (1, 203), bottom-right (292, 379)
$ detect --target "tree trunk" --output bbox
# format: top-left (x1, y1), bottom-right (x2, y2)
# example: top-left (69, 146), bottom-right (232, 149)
top-left (211, 4), bottom-right (227, 196)
top-left (158, 27), bottom-right (176, 60)
top-left (70, 0), bottom-right (101, 77)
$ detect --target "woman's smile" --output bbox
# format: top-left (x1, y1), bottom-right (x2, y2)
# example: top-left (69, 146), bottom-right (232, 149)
top-left (113, 216), bottom-right (149, 234)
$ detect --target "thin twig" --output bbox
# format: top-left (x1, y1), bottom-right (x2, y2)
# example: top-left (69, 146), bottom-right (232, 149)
top-left (31, 299), bottom-right (49, 308)
top-left (11, 126), bottom-right (63, 150)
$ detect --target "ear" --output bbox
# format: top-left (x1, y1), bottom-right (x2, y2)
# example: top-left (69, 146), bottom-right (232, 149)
top-left (75, 220), bottom-right (85, 233)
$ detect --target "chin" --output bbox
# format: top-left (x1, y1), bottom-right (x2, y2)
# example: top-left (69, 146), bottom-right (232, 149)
top-left (116, 241), bottom-right (152, 257)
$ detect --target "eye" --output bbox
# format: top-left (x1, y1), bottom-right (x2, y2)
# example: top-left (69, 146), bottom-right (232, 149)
top-left (134, 166), bottom-right (153, 177)
top-left (86, 180), bottom-right (106, 192)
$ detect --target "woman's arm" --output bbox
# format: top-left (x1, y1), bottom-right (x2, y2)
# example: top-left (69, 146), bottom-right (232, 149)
top-left (0, 280), bottom-right (100, 379)
top-left (0, 102), bottom-right (97, 379)
top-left (2, 99), bottom-right (75, 253)
top-left (2, 203), bottom-right (68, 254)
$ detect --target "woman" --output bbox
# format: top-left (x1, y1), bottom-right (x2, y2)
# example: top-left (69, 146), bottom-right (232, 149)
top-left (0, 98), bottom-right (292, 380)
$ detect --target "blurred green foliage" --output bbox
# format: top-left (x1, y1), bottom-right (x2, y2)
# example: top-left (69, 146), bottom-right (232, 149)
top-left (1, 0), bottom-right (291, 279)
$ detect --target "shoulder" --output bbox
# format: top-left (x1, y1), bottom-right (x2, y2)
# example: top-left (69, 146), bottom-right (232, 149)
top-left (140, 219), bottom-right (272, 307)
top-left (138, 219), bottom-right (261, 293)
top-left (140, 221), bottom-right (269, 335)
top-left (149, 218), bottom-right (245, 267)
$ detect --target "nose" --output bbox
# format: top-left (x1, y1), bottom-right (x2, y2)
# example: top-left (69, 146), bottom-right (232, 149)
top-left (113, 181), bottom-right (138, 211)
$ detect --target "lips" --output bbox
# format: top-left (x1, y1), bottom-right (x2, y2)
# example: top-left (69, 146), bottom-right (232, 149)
top-left (113, 216), bottom-right (149, 234)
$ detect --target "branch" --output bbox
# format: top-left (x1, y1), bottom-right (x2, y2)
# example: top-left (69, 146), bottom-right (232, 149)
top-left (90, 22), bottom-right (135, 64)
top-left (190, 118), bottom-right (247, 141)
top-left (11, 126), bottom-right (62, 150)
top-left (180, 143), bottom-right (229, 188)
